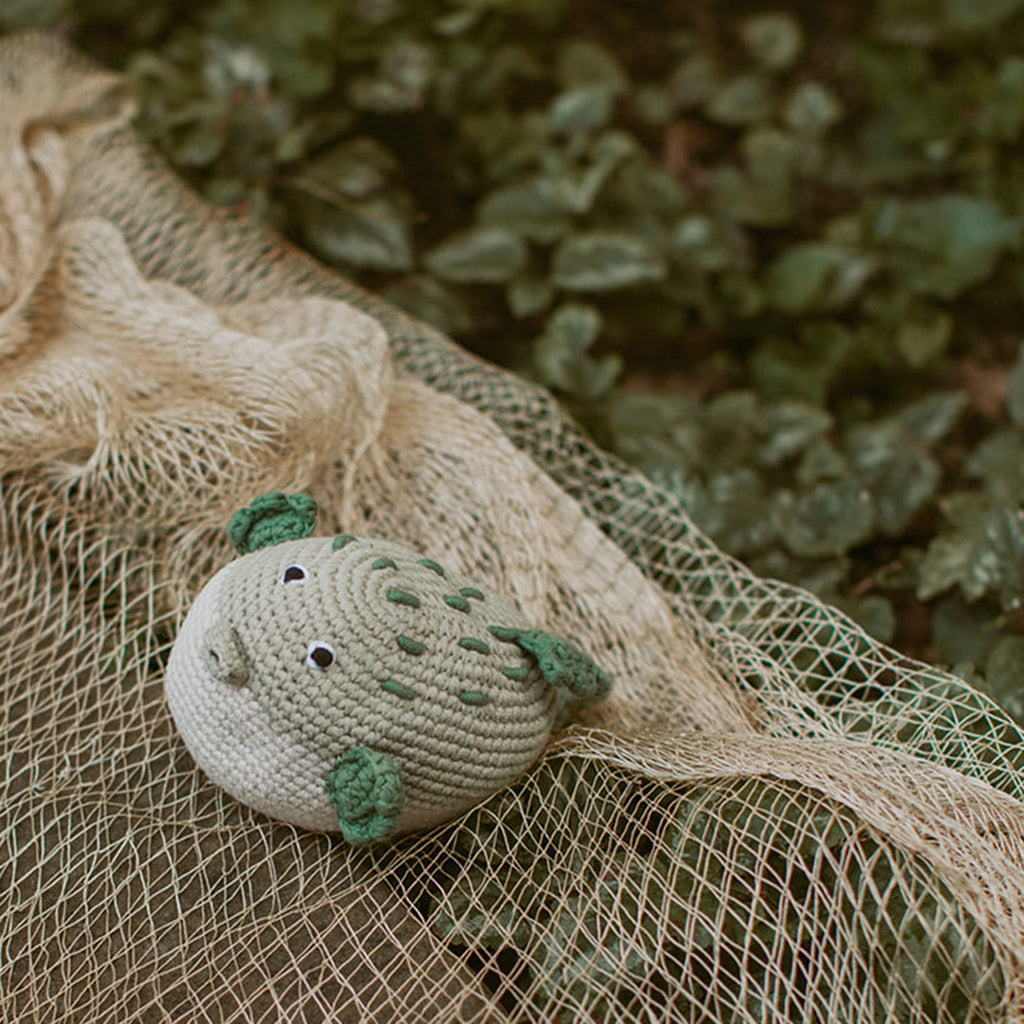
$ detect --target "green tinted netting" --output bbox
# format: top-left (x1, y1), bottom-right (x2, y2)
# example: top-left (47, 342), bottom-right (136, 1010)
top-left (1, 32), bottom-right (1023, 1024)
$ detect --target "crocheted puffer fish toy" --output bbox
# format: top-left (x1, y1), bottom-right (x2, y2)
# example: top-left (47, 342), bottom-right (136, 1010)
top-left (165, 493), bottom-right (612, 845)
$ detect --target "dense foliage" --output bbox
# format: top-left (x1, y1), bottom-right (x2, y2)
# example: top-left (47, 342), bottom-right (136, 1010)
top-left (6, 0), bottom-right (1024, 716)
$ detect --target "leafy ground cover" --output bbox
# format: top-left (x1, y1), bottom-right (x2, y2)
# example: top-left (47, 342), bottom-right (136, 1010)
top-left (7, 0), bottom-right (1024, 718)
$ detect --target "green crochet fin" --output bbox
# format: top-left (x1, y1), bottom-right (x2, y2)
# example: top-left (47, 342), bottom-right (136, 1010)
top-left (325, 747), bottom-right (404, 845)
top-left (493, 626), bottom-right (612, 702)
top-left (227, 492), bottom-right (318, 554)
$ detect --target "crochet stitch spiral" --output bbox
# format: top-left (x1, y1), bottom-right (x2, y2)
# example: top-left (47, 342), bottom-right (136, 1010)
top-left (165, 494), bottom-right (611, 841)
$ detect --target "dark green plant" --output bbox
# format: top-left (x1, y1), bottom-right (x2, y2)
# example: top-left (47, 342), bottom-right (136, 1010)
top-left (5, 0), bottom-right (1024, 715)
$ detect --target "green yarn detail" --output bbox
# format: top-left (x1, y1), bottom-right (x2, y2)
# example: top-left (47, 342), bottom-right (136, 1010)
top-left (459, 587), bottom-right (485, 600)
top-left (418, 558), bottom-right (446, 577)
top-left (396, 635), bottom-right (426, 655)
top-left (458, 691), bottom-right (491, 706)
top-left (501, 665), bottom-right (529, 681)
top-left (325, 747), bottom-right (404, 845)
top-left (513, 628), bottom-right (612, 701)
top-left (380, 679), bottom-right (416, 700)
top-left (227, 492), bottom-right (317, 554)
top-left (443, 594), bottom-right (471, 613)
top-left (459, 636), bottom-right (491, 655)
top-left (372, 556), bottom-right (397, 571)
top-left (387, 588), bottom-right (421, 608)
top-left (488, 625), bottom-right (520, 643)
top-left (332, 533), bottom-right (356, 550)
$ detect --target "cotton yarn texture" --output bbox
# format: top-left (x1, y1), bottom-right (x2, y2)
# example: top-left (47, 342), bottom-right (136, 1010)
top-left (166, 519), bottom-right (609, 838)
top-left (2, 31), bottom-right (1024, 1024)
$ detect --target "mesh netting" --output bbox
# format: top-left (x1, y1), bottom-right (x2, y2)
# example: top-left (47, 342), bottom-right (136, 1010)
top-left (2, 31), bottom-right (1024, 1024)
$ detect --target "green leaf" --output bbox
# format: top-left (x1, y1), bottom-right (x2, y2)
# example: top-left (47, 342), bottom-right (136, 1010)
top-left (533, 304), bottom-right (621, 399)
top-left (1006, 342), bottom-right (1024, 427)
top-left (552, 232), bottom-right (667, 291)
top-left (757, 403), bottom-right (833, 466)
top-left (633, 85), bottom-right (675, 125)
top-left (507, 277), bottom-right (554, 318)
top-left (222, 0), bottom-right (341, 99)
top-left (899, 391), bottom-right (968, 445)
top-left (751, 323), bottom-right (853, 404)
top-left (773, 479), bottom-right (875, 557)
top-left (544, 131), bottom-right (636, 214)
top-left (548, 85), bottom-right (615, 135)
top-left (348, 39), bottom-right (435, 113)
top-left (671, 215), bottom-right (744, 272)
top-left (700, 469), bottom-right (778, 555)
top-left (701, 390), bottom-right (761, 467)
top-left (168, 116), bottom-right (224, 167)
top-left (918, 531), bottom-right (976, 601)
top-left (931, 594), bottom-right (1002, 666)
top-left (717, 272), bottom-right (766, 318)
top-left (941, 0), bottom-right (1024, 29)
top-left (705, 73), bottom-right (777, 126)
top-left (745, 126), bottom-right (802, 190)
top-left (425, 226), bottom-right (527, 283)
top-left (668, 52), bottom-right (721, 108)
top-left (478, 178), bottom-right (573, 244)
top-left (797, 438), bottom-right (850, 486)
top-left (783, 81), bottom-right (843, 136)
top-left (982, 637), bottom-right (1024, 723)
top-left (739, 13), bottom-right (803, 71)
top-left (556, 39), bottom-right (628, 93)
top-left (301, 196), bottom-right (412, 270)
top-left (604, 393), bottom-right (702, 472)
top-left (711, 166), bottom-right (791, 228)
top-left (980, 57), bottom-right (1024, 141)
top-left (433, 7), bottom-right (480, 35)
top-left (870, 196), bottom-right (1022, 300)
top-left (894, 307), bottom-right (953, 367)
top-left (846, 421), bottom-right (941, 536)
top-left (966, 430), bottom-right (1024, 504)
top-left (833, 594), bottom-right (897, 643)
top-left (765, 243), bottom-right (875, 314)
top-left (605, 158), bottom-right (687, 219)
top-left (710, 128), bottom-right (802, 228)
top-left (964, 507), bottom-right (1024, 611)
top-left (303, 138), bottom-right (398, 199)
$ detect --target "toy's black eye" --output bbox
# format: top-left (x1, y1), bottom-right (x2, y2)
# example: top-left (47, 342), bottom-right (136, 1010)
top-left (282, 565), bottom-right (307, 584)
top-left (306, 641), bottom-right (335, 670)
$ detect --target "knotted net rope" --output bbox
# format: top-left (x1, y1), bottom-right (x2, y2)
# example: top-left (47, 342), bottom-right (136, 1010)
top-left (2, 31), bottom-right (1023, 1024)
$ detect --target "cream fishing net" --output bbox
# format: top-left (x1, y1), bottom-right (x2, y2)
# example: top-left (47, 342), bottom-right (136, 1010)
top-left (2, 30), bottom-right (1024, 1024)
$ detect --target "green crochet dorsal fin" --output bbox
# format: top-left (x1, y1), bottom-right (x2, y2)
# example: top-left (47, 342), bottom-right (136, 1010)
top-left (227, 492), bottom-right (318, 554)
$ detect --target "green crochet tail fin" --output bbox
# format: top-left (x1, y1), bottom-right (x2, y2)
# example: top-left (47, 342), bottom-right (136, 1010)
top-left (489, 625), bottom-right (612, 702)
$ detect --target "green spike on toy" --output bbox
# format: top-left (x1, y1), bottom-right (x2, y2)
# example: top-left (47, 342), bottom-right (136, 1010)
top-left (227, 492), bottom-right (318, 554)
top-left (380, 679), bottom-right (417, 700)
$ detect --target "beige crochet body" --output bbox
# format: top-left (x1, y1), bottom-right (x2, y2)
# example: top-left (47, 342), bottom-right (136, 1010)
top-left (166, 536), bottom-right (556, 833)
